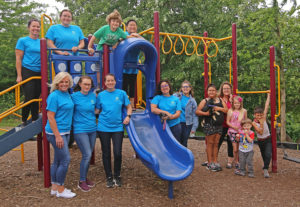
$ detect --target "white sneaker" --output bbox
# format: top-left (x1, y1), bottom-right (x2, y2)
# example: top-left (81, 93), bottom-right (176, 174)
top-left (56, 189), bottom-right (76, 198)
top-left (50, 188), bottom-right (71, 196)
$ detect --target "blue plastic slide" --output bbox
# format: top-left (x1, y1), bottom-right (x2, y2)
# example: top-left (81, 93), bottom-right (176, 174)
top-left (107, 38), bottom-right (195, 198)
top-left (126, 110), bottom-right (194, 181)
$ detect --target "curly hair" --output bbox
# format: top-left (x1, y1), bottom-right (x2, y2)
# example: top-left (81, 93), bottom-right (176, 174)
top-left (106, 9), bottom-right (122, 25)
top-left (155, 80), bottom-right (173, 96)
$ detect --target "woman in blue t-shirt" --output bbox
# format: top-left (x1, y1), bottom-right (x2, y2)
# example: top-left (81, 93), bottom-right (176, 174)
top-left (15, 19), bottom-right (41, 125)
top-left (151, 80), bottom-right (182, 142)
top-left (46, 9), bottom-right (84, 56)
top-left (173, 80), bottom-right (199, 147)
top-left (71, 76), bottom-right (97, 192)
top-left (96, 74), bottom-right (132, 188)
top-left (45, 72), bottom-right (76, 199)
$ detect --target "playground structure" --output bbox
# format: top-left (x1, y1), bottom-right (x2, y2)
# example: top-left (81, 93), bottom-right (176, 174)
top-left (0, 11), bottom-right (282, 198)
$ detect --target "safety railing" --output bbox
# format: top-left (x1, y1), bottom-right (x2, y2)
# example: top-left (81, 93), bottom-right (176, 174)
top-left (0, 77), bottom-right (41, 163)
top-left (0, 76), bottom-right (42, 120)
top-left (140, 27), bottom-right (231, 57)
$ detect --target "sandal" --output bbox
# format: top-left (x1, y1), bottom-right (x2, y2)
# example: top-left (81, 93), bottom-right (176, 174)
top-left (226, 162), bottom-right (232, 169)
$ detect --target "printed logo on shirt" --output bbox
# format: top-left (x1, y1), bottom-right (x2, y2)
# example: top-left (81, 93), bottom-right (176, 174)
top-left (115, 96), bottom-right (120, 101)
top-left (72, 31), bottom-right (76, 35)
top-left (91, 99), bottom-right (95, 104)
top-left (170, 101), bottom-right (176, 106)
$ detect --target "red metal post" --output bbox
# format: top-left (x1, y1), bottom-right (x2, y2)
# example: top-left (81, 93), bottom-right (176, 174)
top-left (232, 23), bottom-right (238, 95)
top-left (102, 44), bottom-right (110, 89)
top-left (40, 38), bottom-right (51, 187)
top-left (37, 133), bottom-right (43, 171)
top-left (154, 11), bottom-right (160, 83)
top-left (203, 32), bottom-right (208, 98)
top-left (269, 46), bottom-right (277, 173)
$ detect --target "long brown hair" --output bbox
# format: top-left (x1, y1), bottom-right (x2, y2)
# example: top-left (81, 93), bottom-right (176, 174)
top-left (179, 80), bottom-right (194, 97)
top-left (218, 81), bottom-right (232, 98)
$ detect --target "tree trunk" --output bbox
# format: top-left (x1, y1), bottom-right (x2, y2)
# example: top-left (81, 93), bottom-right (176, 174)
top-left (279, 57), bottom-right (287, 142)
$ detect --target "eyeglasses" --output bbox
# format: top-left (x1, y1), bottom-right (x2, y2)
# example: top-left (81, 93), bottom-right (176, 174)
top-left (223, 88), bottom-right (231, 90)
top-left (182, 86), bottom-right (190, 89)
top-left (161, 84), bottom-right (169, 88)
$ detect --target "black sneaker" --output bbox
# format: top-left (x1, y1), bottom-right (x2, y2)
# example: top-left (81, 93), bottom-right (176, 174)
top-left (106, 177), bottom-right (114, 188)
top-left (114, 176), bottom-right (122, 187)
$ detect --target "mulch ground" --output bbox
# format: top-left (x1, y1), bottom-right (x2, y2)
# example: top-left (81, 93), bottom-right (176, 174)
top-left (0, 138), bottom-right (300, 207)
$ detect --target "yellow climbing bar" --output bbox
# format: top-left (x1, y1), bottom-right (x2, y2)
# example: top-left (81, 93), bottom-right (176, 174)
top-left (41, 14), bottom-right (53, 38)
top-left (274, 63), bottom-right (281, 120)
top-left (140, 28), bottom-right (231, 57)
top-left (236, 89), bottom-right (270, 94)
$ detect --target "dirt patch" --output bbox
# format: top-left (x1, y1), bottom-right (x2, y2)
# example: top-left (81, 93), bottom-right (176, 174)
top-left (0, 139), bottom-right (300, 207)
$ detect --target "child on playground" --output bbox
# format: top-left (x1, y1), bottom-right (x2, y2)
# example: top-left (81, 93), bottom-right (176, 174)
top-left (234, 118), bottom-right (255, 177)
top-left (226, 96), bottom-right (247, 169)
top-left (87, 9), bottom-right (139, 89)
top-left (252, 93), bottom-right (271, 178)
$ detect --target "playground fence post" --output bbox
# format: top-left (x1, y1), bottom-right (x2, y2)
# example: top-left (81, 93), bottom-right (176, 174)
top-left (102, 44), bottom-right (110, 89)
top-left (203, 32), bottom-right (208, 98)
top-left (270, 46), bottom-right (277, 173)
top-left (40, 38), bottom-right (51, 187)
top-left (232, 23), bottom-right (238, 95)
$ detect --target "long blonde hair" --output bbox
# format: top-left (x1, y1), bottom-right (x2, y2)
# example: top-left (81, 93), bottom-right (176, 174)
top-left (49, 72), bottom-right (73, 93)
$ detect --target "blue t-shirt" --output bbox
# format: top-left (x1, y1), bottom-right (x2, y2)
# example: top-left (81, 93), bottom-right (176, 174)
top-left (45, 90), bottom-right (74, 134)
top-left (15, 36), bottom-right (40, 72)
top-left (151, 95), bottom-right (181, 127)
top-left (96, 89), bottom-right (130, 132)
top-left (180, 95), bottom-right (190, 123)
top-left (123, 32), bottom-right (139, 74)
top-left (71, 91), bottom-right (97, 134)
top-left (46, 24), bottom-right (84, 55)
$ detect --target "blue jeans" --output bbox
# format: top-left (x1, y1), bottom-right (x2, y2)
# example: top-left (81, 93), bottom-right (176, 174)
top-left (170, 123), bottom-right (182, 143)
top-left (98, 131), bottom-right (124, 178)
top-left (74, 132), bottom-right (97, 181)
top-left (47, 134), bottom-right (71, 186)
top-left (180, 122), bottom-right (192, 147)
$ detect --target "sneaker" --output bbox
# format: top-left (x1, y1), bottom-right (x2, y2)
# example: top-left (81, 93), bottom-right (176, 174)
top-left (263, 169), bottom-right (270, 178)
top-left (86, 178), bottom-right (95, 188)
top-left (50, 188), bottom-right (71, 196)
top-left (235, 163), bottom-right (240, 169)
top-left (235, 170), bottom-right (245, 176)
top-left (210, 163), bottom-right (220, 172)
top-left (78, 181), bottom-right (91, 192)
top-left (202, 161), bottom-right (208, 166)
top-left (214, 163), bottom-right (222, 172)
top-left (206, 163), bottom-right (211, 170)
top-left (226, 163), bottom-right (232, 169)
top-left (56, 188), bottom-right (76, 198)
top-left (114, 176), bottom-right (122, 187)
top-left (106, 177), bottom-right (114, 188)
top-left (248, 173), bottom-right (255, 178)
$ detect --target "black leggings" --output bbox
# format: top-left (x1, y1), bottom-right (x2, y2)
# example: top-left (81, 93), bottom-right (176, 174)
top-left (122, 74), bottom-right (137, 98)
top-left (218, 127), bottom-right (233, 158)
top-left (21, 67), bottom-right (41, 122)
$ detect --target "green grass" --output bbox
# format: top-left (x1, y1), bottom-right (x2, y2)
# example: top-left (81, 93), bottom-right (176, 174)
top-left (0, 117), bottom-right (21, 135)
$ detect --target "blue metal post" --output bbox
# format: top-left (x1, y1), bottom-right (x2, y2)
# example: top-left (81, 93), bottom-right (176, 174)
top-left (168, 181), bottom-right (174, 199)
